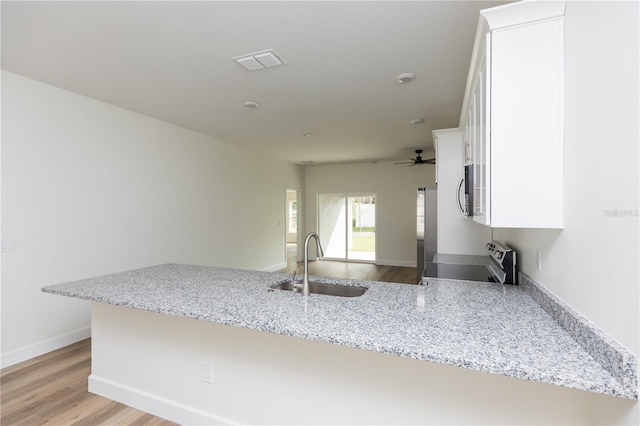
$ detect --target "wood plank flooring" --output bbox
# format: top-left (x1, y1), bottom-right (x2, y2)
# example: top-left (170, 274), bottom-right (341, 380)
top-left (1, 258), bottom-right (416, 425)
top-left (279, 244), bottom-right (420, 285)
top-left (0, 339), bottom-right (177, 426)
top-left (280, 260), bottom-right (420, 284)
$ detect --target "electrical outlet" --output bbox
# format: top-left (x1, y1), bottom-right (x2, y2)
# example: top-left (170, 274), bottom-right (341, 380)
top-left (201, 362), bottom-right (213, 384)
top-left (536, 250), bottom-right (542, 271)
top-left (1, 240), bottom-right (16, 252)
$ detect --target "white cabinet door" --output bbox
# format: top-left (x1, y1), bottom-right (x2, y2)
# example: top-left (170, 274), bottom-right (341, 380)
top-left (472, 58), bottom-right (490, 226)
top-left (490, 17), bottom-right (564, 228)
top-left (460, 2), bottom-right (565, 228)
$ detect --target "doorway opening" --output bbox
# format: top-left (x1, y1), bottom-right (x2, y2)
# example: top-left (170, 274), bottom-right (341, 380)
top-left (318, 193), bottom-right (376, 262)
top-left (285, 189), bottom-right (299, 265)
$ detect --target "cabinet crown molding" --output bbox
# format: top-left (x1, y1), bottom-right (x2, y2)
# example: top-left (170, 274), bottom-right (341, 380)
top-left (432, 128), bottom-right (463, 148)
top-left (460, 0), bottom-right (566, 128)
top-left (481, 1), bottom-right (566, 30)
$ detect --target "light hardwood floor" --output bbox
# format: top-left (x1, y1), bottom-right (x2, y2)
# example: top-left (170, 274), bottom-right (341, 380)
top-left (1, 259), bottom-right (417, 425)
top-left (0, 339), bottom-right (177, 426)
top-left (279, 244), bottom-right (420, 285)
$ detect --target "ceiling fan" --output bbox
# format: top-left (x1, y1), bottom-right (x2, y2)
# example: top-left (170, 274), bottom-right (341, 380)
top-left (395, 149), bottom-right (435, 166)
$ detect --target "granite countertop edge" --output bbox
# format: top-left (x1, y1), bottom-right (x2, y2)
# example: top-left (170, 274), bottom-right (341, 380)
top-left (41, 263), bottom-right (636, 400)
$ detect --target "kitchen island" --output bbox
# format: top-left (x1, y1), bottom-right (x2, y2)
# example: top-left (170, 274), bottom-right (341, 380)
top-left (43, 264), bottom-right (637, 424)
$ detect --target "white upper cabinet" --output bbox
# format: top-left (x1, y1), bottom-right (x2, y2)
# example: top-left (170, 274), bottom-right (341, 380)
top-left (460, 1), bottom-right (565, 228)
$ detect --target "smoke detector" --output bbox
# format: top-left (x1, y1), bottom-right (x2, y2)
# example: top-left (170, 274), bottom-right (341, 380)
top-left (233, 49), bottom-right (285, 71)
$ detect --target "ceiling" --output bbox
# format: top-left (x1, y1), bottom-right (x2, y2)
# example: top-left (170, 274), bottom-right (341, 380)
top-left (1, 1), bottom-right (512, 166)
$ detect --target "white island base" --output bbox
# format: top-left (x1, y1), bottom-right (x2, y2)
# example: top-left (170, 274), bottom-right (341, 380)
top-left (89, 303), bottom-right (631, 425)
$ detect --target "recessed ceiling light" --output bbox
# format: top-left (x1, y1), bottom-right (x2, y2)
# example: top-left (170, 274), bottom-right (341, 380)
top-left (410, 118), bottom-right (425, 125)
top-left (243, 100), bottom-right (260, 108)
top-left (301, 132), bottom-right (312, 138)
top-left (396, 72), bottom-right (416, 83)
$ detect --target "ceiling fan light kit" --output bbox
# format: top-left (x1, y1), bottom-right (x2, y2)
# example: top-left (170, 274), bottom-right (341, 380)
top-left (395, 149), bottom-right (435, 166)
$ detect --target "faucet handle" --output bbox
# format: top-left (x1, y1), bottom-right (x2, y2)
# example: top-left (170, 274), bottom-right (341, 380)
top-left (291, 271), bottom-right (302, 284)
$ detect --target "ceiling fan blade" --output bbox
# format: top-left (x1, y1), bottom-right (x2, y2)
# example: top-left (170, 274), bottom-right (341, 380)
top-left (394, 161), bottom-right (413, 164)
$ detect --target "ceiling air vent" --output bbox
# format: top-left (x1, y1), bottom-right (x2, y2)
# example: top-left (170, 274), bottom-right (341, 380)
top-left (233, 49), bottom-right (285, 71)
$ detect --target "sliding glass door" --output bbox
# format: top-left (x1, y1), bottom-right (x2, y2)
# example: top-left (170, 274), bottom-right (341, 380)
top-left (318, 193), bottom-right (376, 262)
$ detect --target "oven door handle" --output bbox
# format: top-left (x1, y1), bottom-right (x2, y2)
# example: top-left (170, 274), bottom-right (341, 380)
top-left (488, 262), bottom-right (507, 284)
top-left (456, 176), bottom-right (465, 216)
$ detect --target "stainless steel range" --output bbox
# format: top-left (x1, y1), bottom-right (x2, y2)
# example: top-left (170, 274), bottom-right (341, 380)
top-left (485, 241), bottom-right (517, 284)
top-left (422, 241), bottom-right (517, 285)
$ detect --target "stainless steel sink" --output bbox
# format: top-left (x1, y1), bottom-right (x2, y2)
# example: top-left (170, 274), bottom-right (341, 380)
top-left (272, 281), bottom-right (368, 297)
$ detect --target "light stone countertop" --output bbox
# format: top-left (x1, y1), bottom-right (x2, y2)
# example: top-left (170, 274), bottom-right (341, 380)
top-left (42, 263), bottom-right (636, 399)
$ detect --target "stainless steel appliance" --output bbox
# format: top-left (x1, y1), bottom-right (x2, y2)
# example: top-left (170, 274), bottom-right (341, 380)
top-left (422, 240), bottom-right (517, 285)
top-left (485, 241), bottom-right (517, 284)
top-left (416, 187), bottom-right (437, 281)
top-left (462, 164), bottom-right (473, 217)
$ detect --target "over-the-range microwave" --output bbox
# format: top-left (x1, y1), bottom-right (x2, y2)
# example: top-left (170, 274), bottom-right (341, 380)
top-left (457, 164), bottom-right (473, 218)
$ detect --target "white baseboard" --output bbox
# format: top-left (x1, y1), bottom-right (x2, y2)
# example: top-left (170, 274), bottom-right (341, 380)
top-left (0, 326), bottom-right (91, 369)
top-left (261, 261), bottom-right (286, 272)
top-left (89, 375), bottom-right (238, 425)
top-left (375, 259), bottom-right (417, 268)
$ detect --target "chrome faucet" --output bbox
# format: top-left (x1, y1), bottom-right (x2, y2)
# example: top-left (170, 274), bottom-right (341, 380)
top-left (294, 232), bottom-right (324, 297)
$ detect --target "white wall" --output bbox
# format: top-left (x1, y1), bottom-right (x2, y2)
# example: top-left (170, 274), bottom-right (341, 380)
top-left (494, 3), bottom-right (638, 421)
top-left (433, 129), bottom-right (491, 255)
top-left (0, 71), bottom-right (304, 366)
top-left (495, 0), bottom-right (639, 354)
top-left (305, 162), bottom-right (435, 267)
top-left (92, 302), bottom-right (616, 426)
